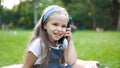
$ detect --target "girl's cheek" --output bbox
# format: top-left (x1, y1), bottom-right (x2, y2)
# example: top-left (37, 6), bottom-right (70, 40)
top-left (63, 29), bottom-right (67, 34)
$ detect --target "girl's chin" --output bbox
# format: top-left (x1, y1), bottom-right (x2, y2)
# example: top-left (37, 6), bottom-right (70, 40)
top-left (54, 39), bottom-right (59, 41)
top-left (53, 36), bottom-right (63, 41)
top-left (53, 38), bottom-right (61, 41)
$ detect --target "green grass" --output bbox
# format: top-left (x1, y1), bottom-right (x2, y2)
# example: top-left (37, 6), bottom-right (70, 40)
top-left (0, 29), bottom-right (120, 68)
top-left (0, 29), bottom-right (32, 67)
top-left (73, 30), bottom-right (120, 68)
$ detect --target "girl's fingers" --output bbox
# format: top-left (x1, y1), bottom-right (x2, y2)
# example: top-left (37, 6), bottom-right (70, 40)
top-left (66, 28), bottom-right (71, 31)
top-left (64, 30), bottom-right (71, 37)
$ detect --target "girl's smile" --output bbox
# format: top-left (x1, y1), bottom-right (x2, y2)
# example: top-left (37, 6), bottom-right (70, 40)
top-left (53, 30), bottom-right (63, 39)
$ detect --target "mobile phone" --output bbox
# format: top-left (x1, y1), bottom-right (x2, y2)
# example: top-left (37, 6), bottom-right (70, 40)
top-left (67, 17), bottom-right (72, 28)
top-left (58, 17), bottom-right (72, 44)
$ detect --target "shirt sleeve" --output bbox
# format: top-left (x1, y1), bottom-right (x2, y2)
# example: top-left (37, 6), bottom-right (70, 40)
top-left (28, 38), bottom-right (41, 57)
top-left (62, 38), bottom-right (68, 49)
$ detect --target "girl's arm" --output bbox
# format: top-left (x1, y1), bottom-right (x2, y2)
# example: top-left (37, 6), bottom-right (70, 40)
top-left (22, 51), bottom-right (37, 68)
top-left (64, 28), bottom-right (77, 65)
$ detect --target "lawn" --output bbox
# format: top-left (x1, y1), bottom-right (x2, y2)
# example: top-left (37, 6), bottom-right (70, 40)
top-left (0, 29), bottom-right (32, 67)
top-left (0, 29), bottom-right (120, 68)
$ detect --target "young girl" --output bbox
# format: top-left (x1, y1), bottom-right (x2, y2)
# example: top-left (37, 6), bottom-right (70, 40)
top-left (22, 5), bottom-right (99, 68)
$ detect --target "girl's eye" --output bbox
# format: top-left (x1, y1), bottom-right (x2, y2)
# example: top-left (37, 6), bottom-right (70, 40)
top-left (53, 23), bottom-right (58, 26)
top-left (62, 25), bottom-right (67, 28)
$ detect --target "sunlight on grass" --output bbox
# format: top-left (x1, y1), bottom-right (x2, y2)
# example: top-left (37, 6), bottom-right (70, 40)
top-left (73, 30), bottom-right (120, 68)
top-left (0, 30), bottom-right (120, 68)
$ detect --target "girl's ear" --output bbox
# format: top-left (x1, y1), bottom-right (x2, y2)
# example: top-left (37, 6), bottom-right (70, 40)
top-left (43, 23), bottom-right (47, 29)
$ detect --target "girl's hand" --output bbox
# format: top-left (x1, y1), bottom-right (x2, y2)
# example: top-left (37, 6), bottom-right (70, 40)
top-left (64, 28), bottom-right (72, 41)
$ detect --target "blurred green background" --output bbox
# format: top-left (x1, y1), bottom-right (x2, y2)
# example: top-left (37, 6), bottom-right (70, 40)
top-left (0, 0), bottom-right (120, 30)
top-left (0, 0), bottom-right (120, 68)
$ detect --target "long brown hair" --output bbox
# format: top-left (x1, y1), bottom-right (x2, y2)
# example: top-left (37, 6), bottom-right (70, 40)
top-left (29, 16), bottom-right (50, 67)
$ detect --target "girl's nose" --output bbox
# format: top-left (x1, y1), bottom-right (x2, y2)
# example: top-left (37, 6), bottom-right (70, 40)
top-left (57, 26), bottom-right (62, 31)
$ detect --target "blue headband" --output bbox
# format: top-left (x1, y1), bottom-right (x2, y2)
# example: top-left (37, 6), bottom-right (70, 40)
top-left (42, 6), bottom-right (60, 23)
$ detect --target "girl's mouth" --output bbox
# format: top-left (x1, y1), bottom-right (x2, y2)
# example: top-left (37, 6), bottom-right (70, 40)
top-left (54, 33), bottom-right (62, 38)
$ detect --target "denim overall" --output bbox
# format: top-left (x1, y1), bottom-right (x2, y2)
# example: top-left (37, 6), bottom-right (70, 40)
top-left (33, 46), bottom-right (72, 68)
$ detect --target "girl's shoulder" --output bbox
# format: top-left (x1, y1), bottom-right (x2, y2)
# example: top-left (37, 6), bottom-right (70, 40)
top-left (28, 38), bottom-right (41, 57)
top-left (29, 38), bottom-right (40, 47)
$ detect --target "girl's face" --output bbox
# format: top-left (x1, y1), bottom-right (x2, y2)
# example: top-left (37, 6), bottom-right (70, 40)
top-left (44, 14), bottom-right (68, 42)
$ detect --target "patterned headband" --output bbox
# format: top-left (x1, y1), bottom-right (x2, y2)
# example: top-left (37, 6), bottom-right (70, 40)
top-left (42, 6), bottom-right (61, 23)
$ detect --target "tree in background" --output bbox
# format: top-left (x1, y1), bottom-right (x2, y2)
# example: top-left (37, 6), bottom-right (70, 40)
top-left (12, 0), bottom-right (63, 29)
top-left (62, 0), bottom-right (117, 30)
top-left (112, 0), bottom-right (120, 30)
top-left (92, 0), bottom-right (113, 30)
top-left (0, 0), bottom-right (3, 27)
top-left (0, 0), bottom-right (120, 30)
